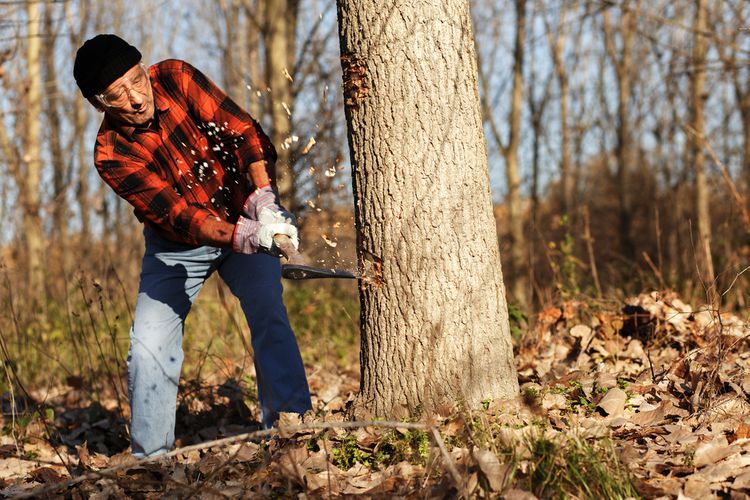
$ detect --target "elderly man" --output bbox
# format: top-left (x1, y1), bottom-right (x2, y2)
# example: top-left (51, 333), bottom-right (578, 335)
top-left (73, 34), bottom-right (311, 458)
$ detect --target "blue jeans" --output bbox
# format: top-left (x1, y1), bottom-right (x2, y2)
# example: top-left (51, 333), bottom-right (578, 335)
top-left (128, 227), bottom-right (311, 458)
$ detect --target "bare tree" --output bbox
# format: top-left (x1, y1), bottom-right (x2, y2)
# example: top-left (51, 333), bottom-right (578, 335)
top-left (479, 0), bottom-right (527, 306)
top-left (544, 0), bottom-right (574, 213)
top-left (23, 0), bottom-right (46, 305)
top-left (716, 3), bottom-right (750, 190)
top-left (602, 1), bottom-right (639, 261)
top-left (43, 0), bottom-right (69, 276)
top-left (64, 0), bottom-right (93, 245)
top-left (264, 0), bottom-right (297, 205)
top-left (336, 0), bottom-right (519, 417)
top-left (687, 0), bottom-right (715, 287)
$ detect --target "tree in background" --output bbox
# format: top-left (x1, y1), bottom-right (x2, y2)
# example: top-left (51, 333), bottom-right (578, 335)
top-left (2, 0), bottom-right (46, 308)
top-left (687, 0), bottom-right (714, 289)
top-left (336, 0), bottom-right (519, 417)
top-left (602, 0), bottom-right (639, 263)
top-left (476, 0), bottom-right (528, 306)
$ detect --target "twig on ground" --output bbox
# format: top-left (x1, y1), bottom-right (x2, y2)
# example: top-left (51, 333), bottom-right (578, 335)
top-left (13, 420), bottom-right (434, 499)
top-left (430, 426), bottom-right (463, 488)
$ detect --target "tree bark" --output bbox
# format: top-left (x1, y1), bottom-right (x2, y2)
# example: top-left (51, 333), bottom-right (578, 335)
top-left (336, 0), bottom-right (519, 418)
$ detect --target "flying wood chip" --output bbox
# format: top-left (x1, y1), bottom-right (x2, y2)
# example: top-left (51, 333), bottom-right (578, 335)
top-left (321, 234), bottom-right (338, 247)
top-left (302, 137), bottom-right (316, 155)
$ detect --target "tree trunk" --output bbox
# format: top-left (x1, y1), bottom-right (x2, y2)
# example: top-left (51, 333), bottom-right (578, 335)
top-left (217, 0), bottom-right (245, 101)
top-left (65, 0), bottom-right (91, 245)
top-left (336, 0), bottom-right (519, 418)
top-left (264, 0), bottom-right (295, 206)
top-left (503, 0), bottom-right (527, 307)
top-left (24, 0), bottom-right (46, 307)
top-left (545, 5), bottom-right (572, 213)
top-left (44, 1), bottom-right (69, 276)
top-left (603, 5), bottom-right (638, 261)
top-left (248, 18), bottom-right (261, 117)
top-left (689, 0), bottom-right (714, 287)
top-left (75, 99), bottom-right (91, 244)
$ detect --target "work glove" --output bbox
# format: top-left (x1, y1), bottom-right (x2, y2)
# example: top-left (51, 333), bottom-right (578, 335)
top-left (233, 215), bottom-right (299, 257)
top-left (243, 185), bottom-right (296, 225)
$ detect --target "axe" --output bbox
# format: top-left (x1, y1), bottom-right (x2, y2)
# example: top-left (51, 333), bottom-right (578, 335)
top-left (274, 234), bottom-right (358, 280)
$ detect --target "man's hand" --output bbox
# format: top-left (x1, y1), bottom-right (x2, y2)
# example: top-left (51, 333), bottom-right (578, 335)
top-left (233, 215), bottom-right (299, 257)
top-left (243, 185), bottom-right (295, 224)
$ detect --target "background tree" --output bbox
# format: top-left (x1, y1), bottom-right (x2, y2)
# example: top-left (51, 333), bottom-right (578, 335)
top-left (687, 0), bottom-right (714, 290)
top-left (602, 1), bottom-right (640, 263)
top-left (336, 0), bottom-right (519, 417)
top-left (476, 0), bottom-right (527, 306)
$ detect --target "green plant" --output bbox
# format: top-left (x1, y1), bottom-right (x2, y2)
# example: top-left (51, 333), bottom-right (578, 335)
top-left (525, 433), bottom-right (640, 499)
top-left (507, 302), bottom-right (528, 342)
top-left (548, 215), bottom-right (582, 298)
top-left (330, 430), bottom-right (431, 470)
top-left (522, 386), bottom-right (540, 402)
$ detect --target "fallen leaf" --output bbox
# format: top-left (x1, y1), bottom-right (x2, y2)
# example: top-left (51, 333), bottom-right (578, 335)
top-left (537, 307), bottom-right (562, 324)
top-left (595, 372), bottom-right (618, 390)
top-left (683, 475), bottom-right (712, 498)
top-left (732, 423), bottom-right (750, 442)
top-left (570, 325), bottom-right (594, 349)
top-left (503, 488), bottom-right (539, 500)
top-left (171, 464), bottom-right (188, 485)
top-left (28, 467), bottom-right (65, 484)
top-left (598, 388), bottom-right (627, 417)
top-left (631, 400), bottom-right (686, 426)
top-left (696, 453), bottom-right (750, 482)
top-left (343, 464), bottom-right (385, 494)
top-left (732, 469), bottom-right (750, 489)
top-left (275, 446), bottom-right (309, 488)
top-left (541, 393), bottom-right (568, 411)
top-left (197, 453), bottom-right (223, 475)
top-left (473, 447), bottom-right (508, 492)
top-left (694, 436), bottom-right (734, 467)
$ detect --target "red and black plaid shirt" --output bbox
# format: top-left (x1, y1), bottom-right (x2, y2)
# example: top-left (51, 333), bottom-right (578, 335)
top-left (94, 59), bottom-right (277, 245)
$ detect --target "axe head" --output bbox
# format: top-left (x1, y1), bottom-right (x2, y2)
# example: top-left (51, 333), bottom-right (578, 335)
top-left (281, 263), bottom-right (357, 280)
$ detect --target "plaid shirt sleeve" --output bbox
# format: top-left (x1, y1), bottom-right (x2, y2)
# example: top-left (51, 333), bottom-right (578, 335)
top-left (94, 132), bottom-right (212, 245)
top-left (178, 61), bottom-right (277, 170)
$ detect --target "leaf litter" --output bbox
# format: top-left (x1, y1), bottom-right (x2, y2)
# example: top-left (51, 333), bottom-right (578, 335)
top-left (1, 290), bottom-right (750, 498)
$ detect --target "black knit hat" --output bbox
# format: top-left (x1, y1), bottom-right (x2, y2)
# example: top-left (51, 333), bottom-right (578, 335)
top-left (74, 34), bottom-right (142, 98)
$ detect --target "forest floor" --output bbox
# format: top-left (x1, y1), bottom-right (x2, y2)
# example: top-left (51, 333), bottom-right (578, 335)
top-left (1, 290), bottom-right (749, 499)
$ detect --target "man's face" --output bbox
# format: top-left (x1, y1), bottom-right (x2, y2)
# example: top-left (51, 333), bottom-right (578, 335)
top-left (92, 63), bottom-right (155, 126)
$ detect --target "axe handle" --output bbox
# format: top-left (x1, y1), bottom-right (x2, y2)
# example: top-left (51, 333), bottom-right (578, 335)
top-left (273, 234), bottom-right (305, 265)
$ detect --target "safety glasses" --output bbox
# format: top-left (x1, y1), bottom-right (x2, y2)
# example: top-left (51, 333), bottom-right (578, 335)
top-left (96, 63), bottom-right (150, 108)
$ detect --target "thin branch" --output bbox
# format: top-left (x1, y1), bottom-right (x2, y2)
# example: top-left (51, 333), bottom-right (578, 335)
top-left (15, 420), bottom-right (439, 499)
